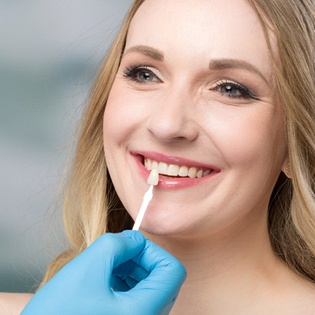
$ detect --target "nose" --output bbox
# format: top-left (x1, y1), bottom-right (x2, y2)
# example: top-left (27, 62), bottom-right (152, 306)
top-left (146, 87), bottom-right (199, 143)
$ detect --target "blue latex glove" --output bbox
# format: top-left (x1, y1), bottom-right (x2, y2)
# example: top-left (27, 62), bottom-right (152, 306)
top-left (21, 230), bottom-right (186, 315)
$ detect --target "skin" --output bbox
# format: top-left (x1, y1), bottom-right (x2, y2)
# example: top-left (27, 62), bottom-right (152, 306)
top-left (105, 0), bottom-right (286, 238)
top-left (104, 0), bottom-right (315, 313)
top-left (0, 293), bottom-right (32, 314)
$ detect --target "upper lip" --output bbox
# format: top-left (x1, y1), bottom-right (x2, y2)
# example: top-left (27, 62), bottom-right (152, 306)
top-left (131, 150), bottom-right (221, 172)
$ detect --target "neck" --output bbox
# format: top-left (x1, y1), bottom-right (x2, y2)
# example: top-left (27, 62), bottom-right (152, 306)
top-left (146, 215), bottom-right (290, 314)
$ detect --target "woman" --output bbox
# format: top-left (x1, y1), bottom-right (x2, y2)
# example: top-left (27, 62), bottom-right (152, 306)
top-left (3, 0), bottom-right (315, 313)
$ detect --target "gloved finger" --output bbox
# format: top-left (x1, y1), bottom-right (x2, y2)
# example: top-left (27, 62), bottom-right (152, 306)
top-left (61, 230), bottom-right (146, 293)
top-left (111, 274), bottom-right (139, 292)
top-left (91, 230), bottom-right (146, 265)
top-left (135, 238), bottom-right (187, 286)
top-left (68, 230), bottom-right (146, 267)
top-left (112, 258), bottom-right (150, 291)
top-left (118, 239), bottom-right (186, 312)
top-left (111, 260), bottom-right (148, 292)
top-left (111, 275), bottom-right (130, 292)
top-left (113, 260), bottom-right (149, 287)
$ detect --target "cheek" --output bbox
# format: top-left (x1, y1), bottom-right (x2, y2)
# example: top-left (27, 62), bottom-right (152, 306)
top-left (103, 82), bottom-right (149, 146)
top-left (103, 83), bottom-right (133, 182)
top-left (104, 89), bottom-right (130, 144)
top-left (103, 84), bottom-right (145, 213)
top-left (204, 107), bottom-right (286, 168)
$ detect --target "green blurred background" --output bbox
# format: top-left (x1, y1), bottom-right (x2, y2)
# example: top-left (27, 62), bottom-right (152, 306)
top-left (0, 0), bottom-right (131, 293)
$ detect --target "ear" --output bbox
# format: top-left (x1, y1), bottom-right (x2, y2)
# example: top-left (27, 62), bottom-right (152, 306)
top-left (281, 160), bottom-right (291, 178)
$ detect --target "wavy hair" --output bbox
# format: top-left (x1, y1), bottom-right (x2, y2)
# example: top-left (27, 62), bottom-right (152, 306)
top-left (248, 0), bottom-right (315, 282)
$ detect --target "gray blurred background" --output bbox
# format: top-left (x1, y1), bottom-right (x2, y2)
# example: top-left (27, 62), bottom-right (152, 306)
top-left (0, 0), bottom-right (132, 293)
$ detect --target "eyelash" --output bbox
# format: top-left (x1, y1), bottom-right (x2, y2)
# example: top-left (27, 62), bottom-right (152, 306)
top-left (123, 65), bottom-right (160, 83)
top-left (213, 80), bottom-right (257, 100)
top-left (123, 65), bottom-right (258, 100)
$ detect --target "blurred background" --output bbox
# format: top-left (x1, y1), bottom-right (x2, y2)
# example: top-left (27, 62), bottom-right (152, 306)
top-left (0, 0), bottom-right (132, 293)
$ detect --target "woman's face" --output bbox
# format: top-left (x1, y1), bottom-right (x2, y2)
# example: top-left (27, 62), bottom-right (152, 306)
top-left (103, 0), bottom-right (287, 238)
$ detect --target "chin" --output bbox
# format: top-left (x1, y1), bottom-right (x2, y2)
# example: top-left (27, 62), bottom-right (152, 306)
top-left (138, 217), bottom-right (198, 239)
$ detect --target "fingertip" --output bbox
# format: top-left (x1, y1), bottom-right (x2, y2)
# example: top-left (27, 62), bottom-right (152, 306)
top-left (141, 238), bottom-right (187, 282)
top-left (117, 230), bottom-right (147, 247)
top-left (89, 231), bottom-right (146, 261)
top-left (175, 260), bottom-right (187, 284)
top-left (120, 229), bottom-right (145, 240)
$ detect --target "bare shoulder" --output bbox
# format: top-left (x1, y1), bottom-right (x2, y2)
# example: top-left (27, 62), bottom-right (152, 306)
top-left (0, 293), bottom-right (33, 315)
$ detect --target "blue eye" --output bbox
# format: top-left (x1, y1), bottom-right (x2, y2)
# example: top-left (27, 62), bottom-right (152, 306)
top-left (215, 80), bottom-right (256, 100)
top-left (123, 65), bottom-right (161, 83)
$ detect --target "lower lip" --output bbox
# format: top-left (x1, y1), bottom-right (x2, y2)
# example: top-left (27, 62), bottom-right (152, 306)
top-left (133, 155), bottom-right (219, 189)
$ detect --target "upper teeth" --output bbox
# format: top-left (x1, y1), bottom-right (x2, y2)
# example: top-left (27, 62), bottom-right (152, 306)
top-left (144, 158), bottom-right (211, 178)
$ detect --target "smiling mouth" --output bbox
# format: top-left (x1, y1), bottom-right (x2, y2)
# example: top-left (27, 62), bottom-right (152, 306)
top-left (144, 158), bottom-right (213, 179)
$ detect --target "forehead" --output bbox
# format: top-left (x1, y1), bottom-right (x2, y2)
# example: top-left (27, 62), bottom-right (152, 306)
top-left (126, 0), bottom-right (277, 72)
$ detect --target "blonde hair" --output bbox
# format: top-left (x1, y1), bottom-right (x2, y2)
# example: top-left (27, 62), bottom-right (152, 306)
top-left (42, 0), bottom-right (315, 285)
top-left (41, 0), bottom-right (145, 284)
top-left (247, 0), bottom-right (315, 282)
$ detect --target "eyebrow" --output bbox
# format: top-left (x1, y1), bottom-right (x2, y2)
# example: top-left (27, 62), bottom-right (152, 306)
top-left (209, 59), bottom-right (269, 84)
top-left (124, 45), bottom-right (164, 61)
top-left (124, 45), bottom-right (268, 84)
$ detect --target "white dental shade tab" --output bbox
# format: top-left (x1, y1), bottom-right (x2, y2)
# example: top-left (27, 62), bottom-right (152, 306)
top-left (147, 169), bottom-right (159, 185)
top-left (132, 170), bottom-right (159, 231)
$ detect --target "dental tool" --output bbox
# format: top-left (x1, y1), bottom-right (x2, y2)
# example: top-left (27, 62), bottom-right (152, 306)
top-left (132, 169), bottom-right (159, 231)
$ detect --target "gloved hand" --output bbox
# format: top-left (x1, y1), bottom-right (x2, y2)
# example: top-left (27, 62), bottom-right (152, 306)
top-left (21, 230), bottom-right (186, 315)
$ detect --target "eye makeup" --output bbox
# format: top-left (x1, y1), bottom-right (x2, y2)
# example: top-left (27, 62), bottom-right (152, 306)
top-left (123, 64), bottom-right (161, 84)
